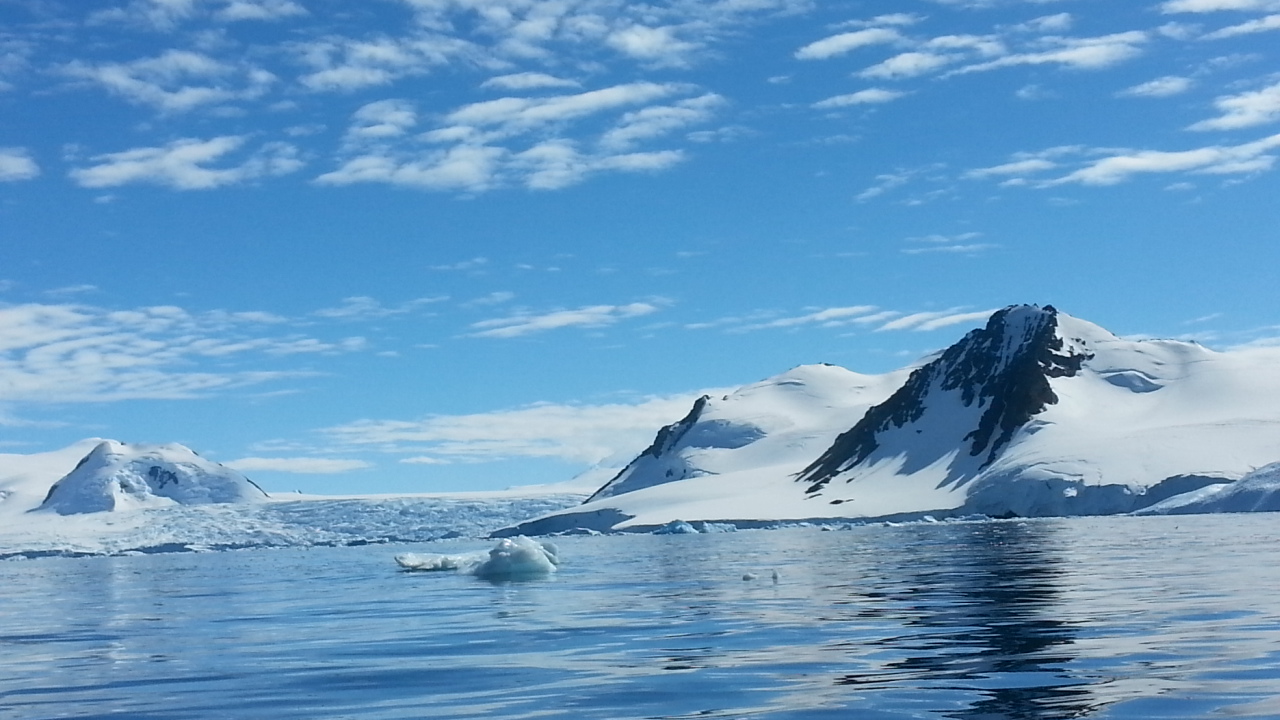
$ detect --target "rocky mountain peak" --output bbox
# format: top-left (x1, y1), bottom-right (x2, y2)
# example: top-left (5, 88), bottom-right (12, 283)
top-left (799, 304), bottom-right (1095, 493)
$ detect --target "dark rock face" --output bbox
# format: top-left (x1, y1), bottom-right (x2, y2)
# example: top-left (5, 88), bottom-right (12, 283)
top-left (799, 305), bottom-right (1093, 494)
top-left (587, 395), bottom-right (710, 503)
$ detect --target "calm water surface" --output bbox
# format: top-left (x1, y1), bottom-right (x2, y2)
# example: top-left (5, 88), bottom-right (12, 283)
top-left (3, 514), bottom-right (1279, 719)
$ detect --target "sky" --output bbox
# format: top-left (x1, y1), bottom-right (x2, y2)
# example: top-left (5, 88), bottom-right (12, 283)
top-left (2, 0), bottom-right (1279, 495)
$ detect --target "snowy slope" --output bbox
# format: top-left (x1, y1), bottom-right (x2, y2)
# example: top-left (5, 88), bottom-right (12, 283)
top-left (1137, 463), bottom-right (1280, 515)
top-left (0, 439), bottom-right (107, 517)
top-left (38, 440), bottom-right (268, 514)
top-left (590, 364), bottom-right (908, 501)
top-left (500, 305), bottom-right (1280, 535)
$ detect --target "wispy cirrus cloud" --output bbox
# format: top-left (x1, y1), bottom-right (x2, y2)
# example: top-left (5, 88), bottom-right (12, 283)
top-left (902, 233), bottom-right (997, 255)
top-left (795, 28), bottom-right (905, 60)
top-left (876, 308), bottom-right (999, 332)
top-left (689, 304), bottom-right (999, 335)
top-left (468, 302), bottom-right (661, 338)
top-left (0, 302), bottom-right (364, 403)
top-left (1047, 133), bottom-right (1280, 185)
top-left (945, 31), bottom-right (1149, 76)
top-left (1117, 75), bottom-right (1195, 98)
top-left (965, 134), bottom-right (1280, 186)
top-left (323, 391), bottom-right (721, 464)
top-left (734, 305), bottom-right (882, 332)
top-left (226, 457), bottom-right (371, 474)
top-left (69, 136), bottom-right (303, 190)
top-left (314, 296), bottom-right (447, 320)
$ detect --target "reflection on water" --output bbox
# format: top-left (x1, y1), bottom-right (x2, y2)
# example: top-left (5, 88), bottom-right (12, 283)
top-left (2, 515), bottom-right (1280, 719)
top-left (837, 522), bottom-right (1095, 719)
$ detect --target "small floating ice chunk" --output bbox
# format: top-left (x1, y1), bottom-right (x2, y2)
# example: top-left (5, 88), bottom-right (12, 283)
top-left (653, 520), bottom-right (699, 535)
top-left (653, 520), bottom-right (738, 535)
top-left (471, 537), bottom-right (559, 580)
top-left (396, 536), bottom-right (559, 580)
top-left (395, 552), bottom-right (468, 572)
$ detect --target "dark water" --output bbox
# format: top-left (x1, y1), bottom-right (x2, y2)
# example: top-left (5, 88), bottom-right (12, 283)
top-left (3, 514), bottom-right (1279, 719)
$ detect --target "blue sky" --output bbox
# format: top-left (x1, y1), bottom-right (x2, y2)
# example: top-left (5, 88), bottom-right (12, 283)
top-left (2, 0), bottom-right (1279, 494)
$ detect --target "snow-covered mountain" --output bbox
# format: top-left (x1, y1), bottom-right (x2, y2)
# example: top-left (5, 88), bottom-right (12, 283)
top-left (499, 305), bottom-right (1280, 535)
top-left (589, 363), bottom-right (908, 502)
top-left (37, 440), bottom-right (268, 515)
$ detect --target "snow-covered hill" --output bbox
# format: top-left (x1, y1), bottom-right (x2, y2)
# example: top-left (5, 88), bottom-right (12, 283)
top-left (499, 305), bottom-right (1280, 535)
top-left (37, 440), bottom-right (268, 515)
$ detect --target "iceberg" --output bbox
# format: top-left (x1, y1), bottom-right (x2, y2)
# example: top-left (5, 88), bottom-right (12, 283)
top-left (396, 536), bottom-right (560, 580)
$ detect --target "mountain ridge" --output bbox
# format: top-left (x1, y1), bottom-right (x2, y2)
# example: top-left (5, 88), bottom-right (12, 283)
top-left (496, 304), bottom-right (1280, 535)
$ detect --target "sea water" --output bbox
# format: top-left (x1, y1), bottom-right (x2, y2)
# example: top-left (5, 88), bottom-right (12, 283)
top-left (3, 513), bottom-right (1279, 719)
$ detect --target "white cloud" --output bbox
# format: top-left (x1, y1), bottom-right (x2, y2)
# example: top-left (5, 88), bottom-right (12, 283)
top-left (0, 148), bottom-right (38, 181)
top-left (902, 232), bottom-right (996, 255)
top-left (320, 82), bottom-right (707, 192)
top-left (1188, 81), bottom-right (1280, 131)
top-left (876, 308), bottom-right (997, 332)
top-left (316, 145), bottom-right (507, 192)
top-left (216, 0), bottom-right (306, 22)
top-left (345, 99), bottom-right (418, 143)
top-left (469, 303), bottom-right (660, 338)
top-left (1203, 13), bottom-right (1280, 38)
top-left (1048, 133), bottom-right (1280, 185)
top-left (481, 72), bottom-right (580, 91)
top-left (964, 158), bottom-right (1058, 179)
top-left (737, 305), bottom-right (882, 331)
top-left (313, 296), bottom-right (446, 320)
top-left (902, 244), bottom-right (996, 255)
top-left (430, 257), bottom-right (488, 271)
top-left (947, 31), bottom-right (1148, 75)
top-left (795, 28), bottom-right (904, 60)
top-left (70, 136), bottom-right (303, 190)
top-left (854, 166), bottom-right (936, 201)
top-left (0, 302), bottom-right (355, 403)
top-left (813, 88), bottom-right (907, 109)
top-left (607, 25), bottom-right (698, 65)
top-left (1010, 13), bottom-right (1074, 33)
top-left (859, 52), bottom-right (954, 79)
top-left (89, 0), bottom-right (306, 28)
top-left (295, 34), bottom-right (473, 92)
top-left (462, 291), bottom-right (515, 308)
top-left (924, 34), bottom-right (1006, 57)
top-left (1118, 75), bottom-right (1195, 98)
top-left (323, 392), bottom-right (719, 465)
top-left (446, 82), bottom-right (684, 134)
top-left (598, 94), bottom-right (724, 151)
top-left (1161, 0), bottom-right (1280, 12)
top-left (226, 457), bottom-right (372, 474)
top-left (400, 455), bottom-right (451, 465)
top-left (62, 50), bottom-right (275, 114)
top-left (88, 0), bottom-right (201, 30)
